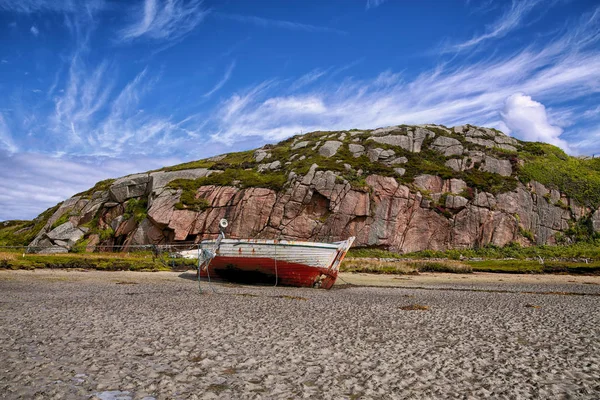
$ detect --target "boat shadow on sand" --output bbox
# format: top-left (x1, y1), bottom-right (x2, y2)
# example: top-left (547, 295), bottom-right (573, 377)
top-left (178, 269), bottom-right (281, 287)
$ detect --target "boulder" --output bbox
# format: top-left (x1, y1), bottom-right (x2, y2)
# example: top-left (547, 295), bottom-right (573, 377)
top-left (46, 222), bottom-right (88, 247)
top-left (473, 192), bottom-right (497, 209)
top-left (79, 196), bottom-right (105, 225)
top-left (367, 148), bottom-right (383, 162)
top-left (348, 144), bottom-right (365, 158)
top-left (412, 128), bottom-right (434, 152)
top-left (128, 219), bottom-right (166, 246)
top-left (109, 173), bottom-right (150, 203)
top-left (387, 156), bottom-right (408, 165)
top-left (291, 141), bottom-right (309, 150)
top-left (414, 174), bottom-right (444, 193)
top-left (254, 149), bottom-right (270, 162)
top-left (257, 160), bottom-right (281, 172)
top-left (38, 246), bottom-right (69, 254)
top-left (445, 158), bottom-right (465, 172)
top-left (149, 168), bottom-right (213, 192)
top-left (371, 126), bottom-right (403, 136)
top-left (447, 179), bottom-right (467, 195)
top-left (371, 135), bottom-right (412, 151)
top-left (446, 195), bottom-right (468, 209)
top-left (318, 141), bottom-right (343, 157)
top-left (481, 156), bottom-right (512, 177)
top-left (431, 136), bottom-right (463, 156)
top-left (367, 148), bottom-right (396, 163)
top-left (494, 135), bottom-right (519, 146)
top-left (43, 196), bottom-right (82, 231)
top-left (115, 217), bottom-right (137, 237)
top-left (394, 168), bottom-right (406, 176)
top-left (496, 144), bottom-right (518, 152)
top-left (370, 128), bottom-right (434, 153)
top-left (465, 137), bottom-right (496, 149)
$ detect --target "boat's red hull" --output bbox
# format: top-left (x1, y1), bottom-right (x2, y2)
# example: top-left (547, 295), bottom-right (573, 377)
top-left (198, 256), bottom-right (338, 289)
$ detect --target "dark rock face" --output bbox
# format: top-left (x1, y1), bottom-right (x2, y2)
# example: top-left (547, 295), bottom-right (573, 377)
top-left (26, 125), bottom-right (597, 253)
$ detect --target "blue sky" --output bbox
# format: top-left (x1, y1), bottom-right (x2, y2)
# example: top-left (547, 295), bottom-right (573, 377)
top-left (0, 0), bottom-right (599, 221)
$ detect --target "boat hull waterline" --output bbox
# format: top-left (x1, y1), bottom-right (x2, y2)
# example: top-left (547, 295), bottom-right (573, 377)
top-left (180, 237), bottom-right (355, 289)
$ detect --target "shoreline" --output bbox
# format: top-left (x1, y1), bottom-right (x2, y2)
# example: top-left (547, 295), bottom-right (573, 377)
top-left (1, 268), bottom-right (599, 289)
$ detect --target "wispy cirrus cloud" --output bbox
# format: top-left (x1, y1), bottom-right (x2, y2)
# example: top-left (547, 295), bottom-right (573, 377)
top-left (451, 0), bottom-right (542, 51)
top-left (213, 12), bottom-right (347, 35)
top-left (119, 0), bottom-right (208, 42)
top-left (0, 114), bottom-right (18, 154)
top-left (203, 61), bottom-right (236, 98)
top-left (50, 57), bottom-right (187, 157)
top-left (207, 7), bottom-right (600, 153)
top-left (366, 0), bottom-right (389, 10)
top-left (289, 68), bottom-right (329, 91)
top-left (52, 56), bottom-right (114, 145)
top-left (0, 151), bottom-right (181, 221)
top-left (0, 0), bottom-right (105, 14)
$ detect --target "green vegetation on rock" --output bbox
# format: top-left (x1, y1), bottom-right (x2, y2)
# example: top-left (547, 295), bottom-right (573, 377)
top-left (74, 178), bottom-right (115, 199)
top-left (0, 203), bottom-right (62, 247)
top-left (518, 143), bottom-right (600, 208)
top-left (169, 169), bottom-right (288, 210)
top-left (123, 198), bottom-right (148, 223)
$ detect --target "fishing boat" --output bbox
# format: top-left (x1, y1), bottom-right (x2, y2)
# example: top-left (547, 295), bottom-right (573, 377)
top-left (179, 220), bottom-right (354, 289)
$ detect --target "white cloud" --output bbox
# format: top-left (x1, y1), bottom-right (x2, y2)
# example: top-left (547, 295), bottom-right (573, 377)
top-left (0, 0), bottom-right (104, 14)
top-left (203, 61), bottom-right (236, 98)
top-left (119, 0), bottom-right (208, 42)
top-left (0, 151), bottom-right (181, 221)
top-left (366, 0), bottom-right (389, 10)
top-left (568, 128), bottom-right (600, 156)
top-left (0, 114), bottom-right (18, 153)
top-left (208, 8), bottom-right (600, 151)
top-left (451, 0), bottom-right (541, 51)
top-left (263, 97), bottom-right (327, 114)
top-left (583, 106), bottom-right (600, 119)
top-left (30, 25), bottom-right (39, 36)
top-left (501, 93), bottom-right (570, 151)
top-left (289, 68), bottom-right (329, 91)
top-left (214, 12), bottom-right (347, 35)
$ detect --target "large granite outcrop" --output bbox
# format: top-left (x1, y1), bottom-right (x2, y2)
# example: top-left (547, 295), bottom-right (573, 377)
top-left (25, 124), bottom-right (597, 253)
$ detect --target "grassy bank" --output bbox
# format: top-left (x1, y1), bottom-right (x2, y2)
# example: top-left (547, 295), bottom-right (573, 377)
top-left (467, 259), bottom-right (600, 274)
top-left (0, 252), bottom-right (196, 271)
top-left (346, 240), bottom-right (600, 275)
top-left (340, 258), bottom-right (472, 274)
top-left (341, 257), bottom-right (600, 275)
top-left (348, 240), bottom-right (600, 261)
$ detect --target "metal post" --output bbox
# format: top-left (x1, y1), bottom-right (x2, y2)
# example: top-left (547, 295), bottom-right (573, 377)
top-left (197, 244), bottom-right (202, 294)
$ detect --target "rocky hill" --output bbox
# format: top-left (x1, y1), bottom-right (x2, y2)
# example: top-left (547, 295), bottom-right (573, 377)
top-left (9, 124), bottom-right (600, 253)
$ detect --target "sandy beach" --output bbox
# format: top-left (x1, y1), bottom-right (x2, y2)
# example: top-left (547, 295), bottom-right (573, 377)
top-left (1, 270), bottom-right (599, 399)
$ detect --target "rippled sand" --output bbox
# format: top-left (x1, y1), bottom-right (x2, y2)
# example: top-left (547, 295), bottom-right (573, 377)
top-left (1, 270), bottom-right (599, 399)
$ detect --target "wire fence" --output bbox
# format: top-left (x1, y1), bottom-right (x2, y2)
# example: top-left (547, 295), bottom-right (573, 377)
top-left (0, 243), bottom-right (202, 254)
